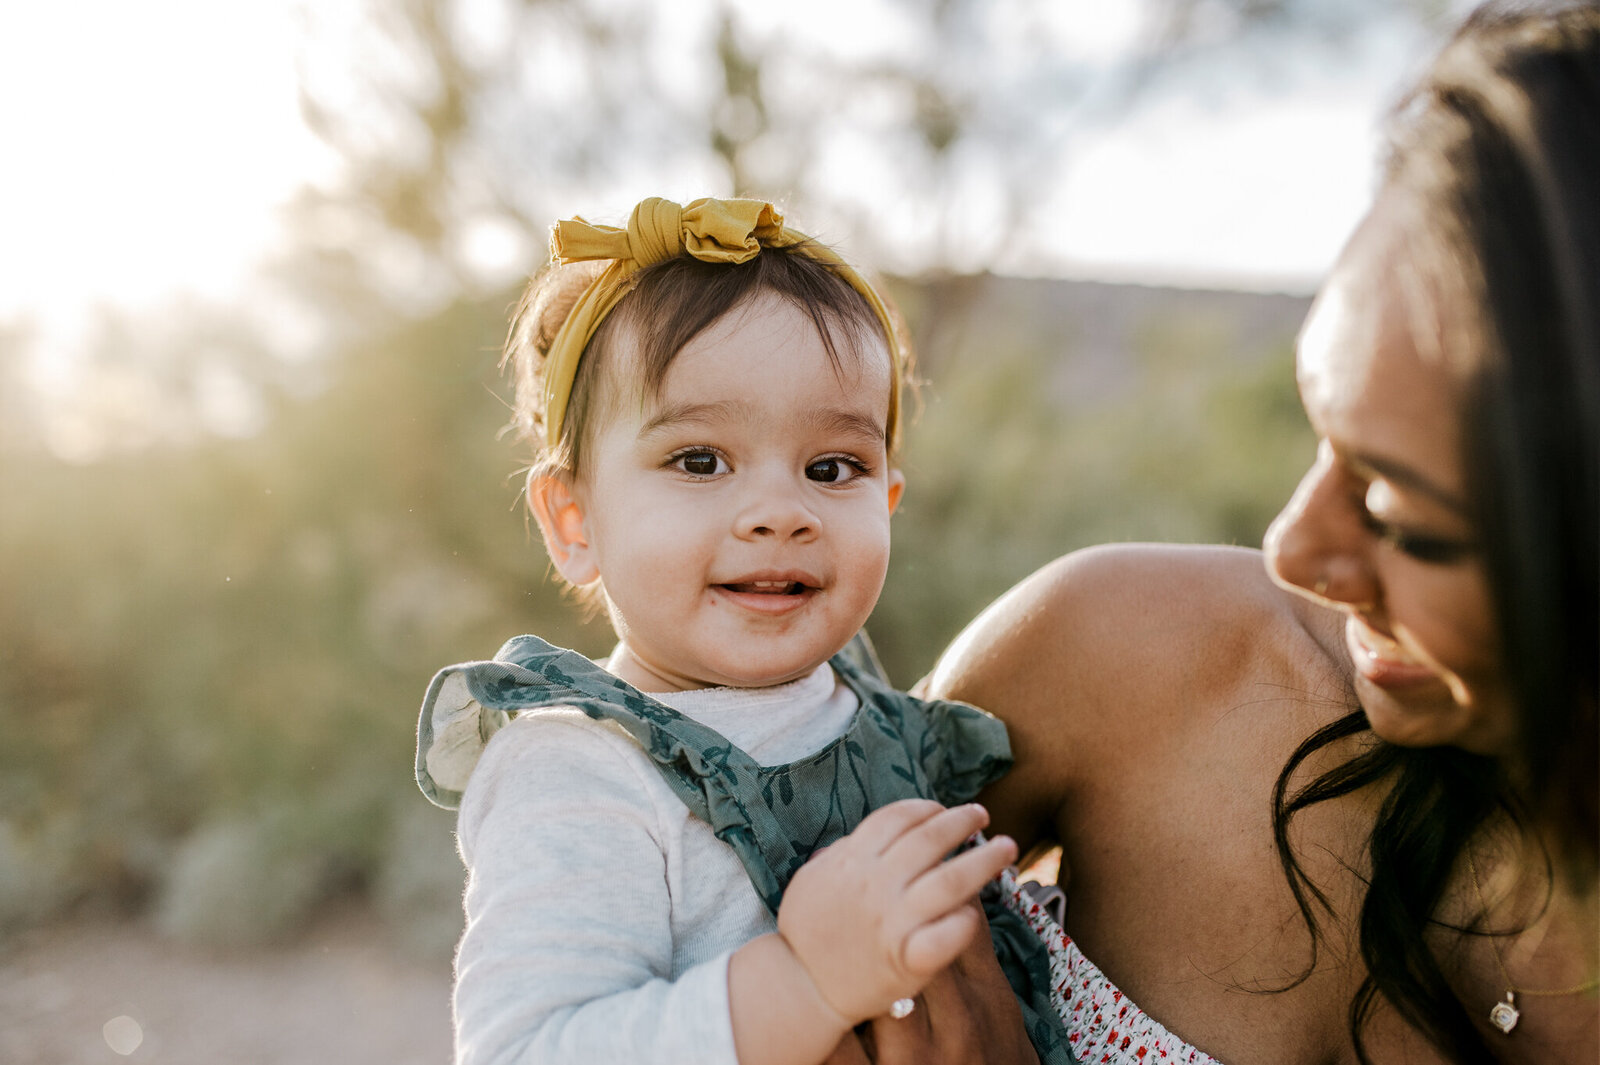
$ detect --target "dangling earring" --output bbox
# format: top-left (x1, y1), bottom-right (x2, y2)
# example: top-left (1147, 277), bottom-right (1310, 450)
top-left (1468, 849), bottom-right (1600, 1035)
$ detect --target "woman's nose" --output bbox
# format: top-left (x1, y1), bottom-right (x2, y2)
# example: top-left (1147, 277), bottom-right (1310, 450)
top-left (1264, 444), bottom-right (1377, 609)
top-left (734, 470), bottom-right (819, 541)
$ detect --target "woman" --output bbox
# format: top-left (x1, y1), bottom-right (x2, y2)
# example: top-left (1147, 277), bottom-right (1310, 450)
top-left (864, 3), bottom-right (1599, 1063)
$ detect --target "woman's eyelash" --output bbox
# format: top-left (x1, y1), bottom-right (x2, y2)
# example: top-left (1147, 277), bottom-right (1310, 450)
top-left (1360, 511), bottom-right (1475, 564)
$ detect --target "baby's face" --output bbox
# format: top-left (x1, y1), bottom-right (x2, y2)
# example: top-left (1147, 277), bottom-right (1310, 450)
top-left (574, 289), bottom-right (903, 692)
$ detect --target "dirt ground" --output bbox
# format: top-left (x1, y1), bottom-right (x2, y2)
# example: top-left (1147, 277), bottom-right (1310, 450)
top-left (0, 906), bottom-right (453, 1065)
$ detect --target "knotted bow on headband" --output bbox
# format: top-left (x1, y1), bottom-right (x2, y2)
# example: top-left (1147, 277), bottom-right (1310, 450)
top-left (541, 196), bottom-right (903, 449)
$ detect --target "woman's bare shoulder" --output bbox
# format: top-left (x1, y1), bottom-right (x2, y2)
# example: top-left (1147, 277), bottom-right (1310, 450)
top-left (926, 543), bottom-right (1344, 848)
top-left (929, 543), bottom-right (1320, 708)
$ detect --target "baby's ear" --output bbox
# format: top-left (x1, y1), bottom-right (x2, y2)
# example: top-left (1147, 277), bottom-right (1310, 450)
top-left (529, 473), bottom-right (600, 586)
top-left (886, 468), bottom-right (906, 515)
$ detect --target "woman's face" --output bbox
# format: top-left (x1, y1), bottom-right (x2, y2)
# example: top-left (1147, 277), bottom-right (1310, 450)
top-left (1264, 203), bottom-right (1516, 756)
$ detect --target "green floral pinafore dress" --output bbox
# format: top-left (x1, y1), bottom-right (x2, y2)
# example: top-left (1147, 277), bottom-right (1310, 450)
top-left (415, 634), bottom-right (1076, 1063)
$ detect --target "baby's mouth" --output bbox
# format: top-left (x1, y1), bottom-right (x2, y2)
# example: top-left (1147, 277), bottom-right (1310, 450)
top-left (720, 580), bottom-right (808, 595)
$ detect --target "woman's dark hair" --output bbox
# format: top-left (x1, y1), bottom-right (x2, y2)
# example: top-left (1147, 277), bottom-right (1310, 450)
top-left (1271, 3), bottom-right (1600, 1062)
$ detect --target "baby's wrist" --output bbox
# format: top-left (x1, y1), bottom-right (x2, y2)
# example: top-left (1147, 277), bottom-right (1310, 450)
top-left (733, 933), bottom-right (854, 1044)
top-left (798, 933), bottom-right (868, 1028)
top-left (771, 932), bottom-right (856, 1032)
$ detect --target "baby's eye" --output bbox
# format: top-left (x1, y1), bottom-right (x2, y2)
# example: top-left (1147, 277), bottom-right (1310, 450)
top-left (806, 456), bottom-right (869, 484)
top-left (670, 449), bottom-right (729, 477)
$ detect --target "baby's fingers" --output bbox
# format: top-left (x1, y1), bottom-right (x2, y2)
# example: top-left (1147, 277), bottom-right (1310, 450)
top-left (882, 802), bottom-right (993, 875)
top-left (888, 835), bottom-right (1016, 981)
top-left (901, 901), bottom-right (985, 976)
top-left (907, 834), bottom-right (1017, 917)
top-left (845, 798), bottom-right (950, 856)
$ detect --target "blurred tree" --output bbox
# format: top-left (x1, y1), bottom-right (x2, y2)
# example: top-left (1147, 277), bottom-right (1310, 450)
top-left (0, 292), bottom-right (596, 946)
top-left (0, 323), bottom-right (39, 456)
top-left (280, 0), bottom-right (1456, 316)
top-left (871, 276), bottom-right (1314, 682)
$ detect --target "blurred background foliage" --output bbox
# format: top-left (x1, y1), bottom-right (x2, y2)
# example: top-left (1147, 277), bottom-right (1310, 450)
top-left (2, 0), bottom-right (1461, 957)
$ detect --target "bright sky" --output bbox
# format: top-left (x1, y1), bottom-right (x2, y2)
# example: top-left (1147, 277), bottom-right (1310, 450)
top-left (1041, 79), bottom-right (1388, 288)
top-left (1, 1), bottom-right (1452, 365)
top-left (0, 2), bottom-right (326, 334)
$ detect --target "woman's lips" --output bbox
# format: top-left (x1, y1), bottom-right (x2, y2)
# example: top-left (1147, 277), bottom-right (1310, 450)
top-left (1345, 618), bottom-right (1439, 688)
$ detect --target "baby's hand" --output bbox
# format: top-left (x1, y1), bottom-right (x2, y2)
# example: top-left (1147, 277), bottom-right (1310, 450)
top-left (775, 799), bottom-right (1017, 1027)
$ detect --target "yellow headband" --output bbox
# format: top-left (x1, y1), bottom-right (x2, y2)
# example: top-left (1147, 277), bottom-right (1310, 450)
top-left (541, 196), bottom-right (903, 450)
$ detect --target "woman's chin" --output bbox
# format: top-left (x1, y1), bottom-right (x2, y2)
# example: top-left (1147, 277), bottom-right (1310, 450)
top-left (1356, 677), bottom-right (1513, 756)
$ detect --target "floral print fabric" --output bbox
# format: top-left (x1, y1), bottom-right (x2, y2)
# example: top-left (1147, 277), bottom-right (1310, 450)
top-left (996, 869), bottom-right (1221, 1065)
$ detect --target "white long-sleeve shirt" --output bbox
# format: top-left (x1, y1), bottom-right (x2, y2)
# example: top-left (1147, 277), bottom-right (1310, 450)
top-left (450, 661), bottom-right (859, 1065)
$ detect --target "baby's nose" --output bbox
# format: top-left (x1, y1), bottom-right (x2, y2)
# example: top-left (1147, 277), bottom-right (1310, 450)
top-left (734, 475), bottom-right (819, 541)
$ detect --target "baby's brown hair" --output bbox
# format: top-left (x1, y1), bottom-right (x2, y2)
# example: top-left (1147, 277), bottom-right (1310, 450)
top-left (501, 241), bottom-right (911, 486)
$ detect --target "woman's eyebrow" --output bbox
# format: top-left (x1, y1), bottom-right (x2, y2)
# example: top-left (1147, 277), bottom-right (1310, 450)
top-left (1347, 450), bottom-right (1472, 517)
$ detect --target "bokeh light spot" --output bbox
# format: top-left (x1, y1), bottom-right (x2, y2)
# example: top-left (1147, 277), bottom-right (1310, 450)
top-left (103, 1014), bottom-right (144, 1056)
